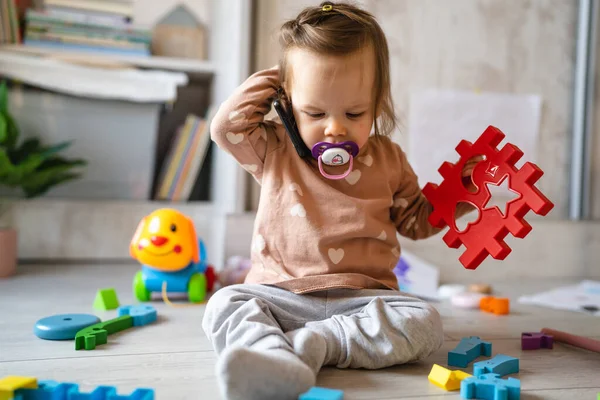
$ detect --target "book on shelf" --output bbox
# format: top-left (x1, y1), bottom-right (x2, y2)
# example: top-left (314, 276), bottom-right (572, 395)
top-left (44, 0), bottom-right (134, 18)
top-left (0, 0), bottom-right (21, 44)
top-left (22, 0), bottom-right (152, 57)
top-left (154, 106), bottom-right (216, 202)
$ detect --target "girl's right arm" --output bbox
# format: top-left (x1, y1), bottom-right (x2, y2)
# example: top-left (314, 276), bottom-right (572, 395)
top-left (210, 66), bottom-right (281, 183)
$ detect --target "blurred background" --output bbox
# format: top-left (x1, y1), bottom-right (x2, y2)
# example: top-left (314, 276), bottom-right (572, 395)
top-left (0, 0), bottom-right (597, 284)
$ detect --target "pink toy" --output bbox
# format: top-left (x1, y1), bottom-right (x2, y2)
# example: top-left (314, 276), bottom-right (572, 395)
top-left (541, 328), bottom-right (600, 353)
top-left (451, 292), bottom-right (486, 309)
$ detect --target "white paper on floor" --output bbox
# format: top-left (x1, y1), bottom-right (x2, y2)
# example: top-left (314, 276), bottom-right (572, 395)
top-left (408, 89), bottom-right (542, 193)
top-left (518, 280), bottom-right (600, 316)
top-left (394, 251), bottom-right (440, 301)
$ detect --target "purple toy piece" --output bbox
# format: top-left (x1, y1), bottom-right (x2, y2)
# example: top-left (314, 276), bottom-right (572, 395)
top-left (521, 332), bottom-right (553, 350)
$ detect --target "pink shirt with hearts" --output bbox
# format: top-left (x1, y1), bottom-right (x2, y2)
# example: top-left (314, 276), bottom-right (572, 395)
top-left (211, 67), bottom-right (453, 294)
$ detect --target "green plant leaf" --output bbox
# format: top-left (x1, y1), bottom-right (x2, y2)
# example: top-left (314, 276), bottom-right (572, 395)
top-left (22, 172), bottom-right (83, 198)
top-left (8, 138), bottom-right (42, 164)
top-left (0, 114), bottom-right (6, 144)
top-left (0, 150), bottom-right (45, 186)
top-left (0, 81), bottom-right (88, 199)
top-left (20, 157), bottom-right (86, 197)
top-left (40, 140), bottom-right (74, 158)
top-left (4, 113), bottom-right (19, 150)
top-left (0, 148), bottom-right (12, 181)
top-left (0, 81), bottom-right (7, 115)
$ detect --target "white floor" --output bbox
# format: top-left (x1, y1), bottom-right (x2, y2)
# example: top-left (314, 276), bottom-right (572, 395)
top-left (1, 264), bottom-right (599, 399)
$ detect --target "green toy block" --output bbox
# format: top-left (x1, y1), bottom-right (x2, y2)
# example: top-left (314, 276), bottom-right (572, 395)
top-left (93, 288), bottom-right (120, 310)
top-left (75, 315), bottom-right (133, 350)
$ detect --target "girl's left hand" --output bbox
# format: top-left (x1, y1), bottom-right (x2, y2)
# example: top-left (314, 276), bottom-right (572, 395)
top-left (461, 155), bottom-right (484, 192)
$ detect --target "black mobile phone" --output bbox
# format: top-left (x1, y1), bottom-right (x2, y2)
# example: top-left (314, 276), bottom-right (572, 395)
top-left (273, 99), bottom-right (312, 158)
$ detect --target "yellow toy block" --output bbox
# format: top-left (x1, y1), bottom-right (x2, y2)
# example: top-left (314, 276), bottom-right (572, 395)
top-left (428, 364), bottom-right (472, 391)
top-left (0, 376), bottom-right (38, 400)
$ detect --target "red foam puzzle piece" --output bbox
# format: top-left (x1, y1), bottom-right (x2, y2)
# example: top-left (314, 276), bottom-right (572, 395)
top-left (422, 126), bottom-right (554, 269)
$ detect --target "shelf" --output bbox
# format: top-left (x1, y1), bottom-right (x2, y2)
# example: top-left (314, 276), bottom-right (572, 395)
top-left (0, 44), bottom-right (216, 74)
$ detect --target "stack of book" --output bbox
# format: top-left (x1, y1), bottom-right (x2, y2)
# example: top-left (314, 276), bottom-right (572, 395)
top-left (23, 0), bottom-right (151, 56)
top-left (154, 108), bottom-right (215, 202)
top-left (0, 0), bottom-right (21, 44)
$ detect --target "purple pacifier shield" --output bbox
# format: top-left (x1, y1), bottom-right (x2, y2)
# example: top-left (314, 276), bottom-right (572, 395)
top-left (311, 141), bottom-right (359, 159)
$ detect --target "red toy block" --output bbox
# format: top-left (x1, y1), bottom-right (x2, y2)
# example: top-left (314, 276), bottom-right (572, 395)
top-left (422, 126), bottom-right (554, 269)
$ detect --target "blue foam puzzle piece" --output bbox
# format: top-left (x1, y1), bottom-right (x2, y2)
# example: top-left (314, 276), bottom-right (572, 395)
top-left (69, 386), bottom-right (117, 399)
top-left (473, 354), bottom-right (519, 377)
top-left (15, 380), bottom-right (155, 400)
top-left (460, 373), bottom-right (521, 400)
top-left (34, 314), bottom-right (101, 340)
top-left (117, 305), bottom-right (157, 327)
top-left (108, 388), bottom-right (155, 400)
top-left (16, 380), bottom-right (79, 399)
top-left (299, 386), bottom-right (344, 400)
top-left (448, 336), bottom-right (492, 368)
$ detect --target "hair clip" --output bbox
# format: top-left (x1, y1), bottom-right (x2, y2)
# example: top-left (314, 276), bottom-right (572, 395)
top-left (322, 4), bottom-right (333, 11)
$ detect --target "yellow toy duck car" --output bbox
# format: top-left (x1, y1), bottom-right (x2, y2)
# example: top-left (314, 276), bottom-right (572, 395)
top-left (130, 208), bottom-right (215, 303)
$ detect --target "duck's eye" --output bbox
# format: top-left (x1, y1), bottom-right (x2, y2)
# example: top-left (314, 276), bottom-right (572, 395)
top-left (170, 224), bottom-right (177, 232)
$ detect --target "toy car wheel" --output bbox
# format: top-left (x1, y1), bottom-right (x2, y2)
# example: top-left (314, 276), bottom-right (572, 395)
top-left (205, 265), bottom-right (216, 292)
top-left (133, 271), bottom-right (151, 302)
top-left (188, 272), bottom-right (207, 303)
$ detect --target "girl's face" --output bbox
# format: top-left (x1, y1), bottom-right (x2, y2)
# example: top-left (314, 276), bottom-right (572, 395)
top-left (286, 46), bottom-right (376, 150)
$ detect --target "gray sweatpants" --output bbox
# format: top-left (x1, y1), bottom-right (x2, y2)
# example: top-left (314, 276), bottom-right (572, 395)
top-left (201, 283), bottom-right (444, 371)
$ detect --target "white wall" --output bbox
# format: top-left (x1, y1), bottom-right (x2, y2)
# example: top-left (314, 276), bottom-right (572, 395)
top-left (252, 0), bottom-right (578, 220)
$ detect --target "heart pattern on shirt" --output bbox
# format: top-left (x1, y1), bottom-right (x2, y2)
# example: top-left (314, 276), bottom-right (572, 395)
top-left (290, 203), bottom-right (307, 218)
top-left (228, 111), bottom-right (246, 123)
top-left (253, 234), bottom-right (266, 253)
top-left (243, 164), bottom-right (258, 173)
top-left (345, 169), bottom-right (361, 185)
top-left (328, 248), bottom-right (345, 264)
top-left (289, 183), bottom-right (303, 196)
top-left (394, 197), bottom-right (409, 208)
top-left (357, 154), bottom-right (373, 167)
top-left (406, 216), bottom-right (417, 230)
top-left (226, 132), bottom-right (244, 145)
top-left (376, 230), bottom-right (387, 241)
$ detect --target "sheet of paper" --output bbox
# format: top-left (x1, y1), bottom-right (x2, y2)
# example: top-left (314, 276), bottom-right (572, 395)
top-left (394, 251), bottom-right (440, 300)
top-left (518, 280), bottom-right (600, 316)
top-left (408, 89), bottom-right (542, 189)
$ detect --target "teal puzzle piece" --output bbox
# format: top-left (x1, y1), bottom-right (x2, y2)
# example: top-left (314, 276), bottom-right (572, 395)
top-left (474, 354), bottom-right (519, 377)
top-left (118, 305), bottom-right (157, 327)
top-left (299, 386), bottom-right (344, 400)
top-left (15, 380), bottom-right (154, 400)
top-left (448, 336), bottom-right (492, 368)
top-left (461, 373), bottom-right (520, 400)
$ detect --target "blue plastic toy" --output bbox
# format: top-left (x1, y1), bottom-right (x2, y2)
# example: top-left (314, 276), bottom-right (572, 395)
top-left (448, 336), bottom-right (492, 368)
top-left (15, 380), bottom-right (154, 400)
top-left (473, 354), bottom-right (519, 377)
top-left (118, 305), bottom-right (157, 327)
top-left (460, 373), bottom-right (520, 400)
top-left (33, 314), bottom-right (101, 340)
top-left (299, 386), bottom-right (344, 400)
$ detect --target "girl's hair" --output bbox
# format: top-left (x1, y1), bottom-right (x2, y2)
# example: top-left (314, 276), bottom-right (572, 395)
top-left (278, 1), bottom-right (397, 137)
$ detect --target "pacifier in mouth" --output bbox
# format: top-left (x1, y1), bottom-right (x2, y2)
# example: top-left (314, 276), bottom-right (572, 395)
top-left (311, 141), bottom-right (359, 180)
